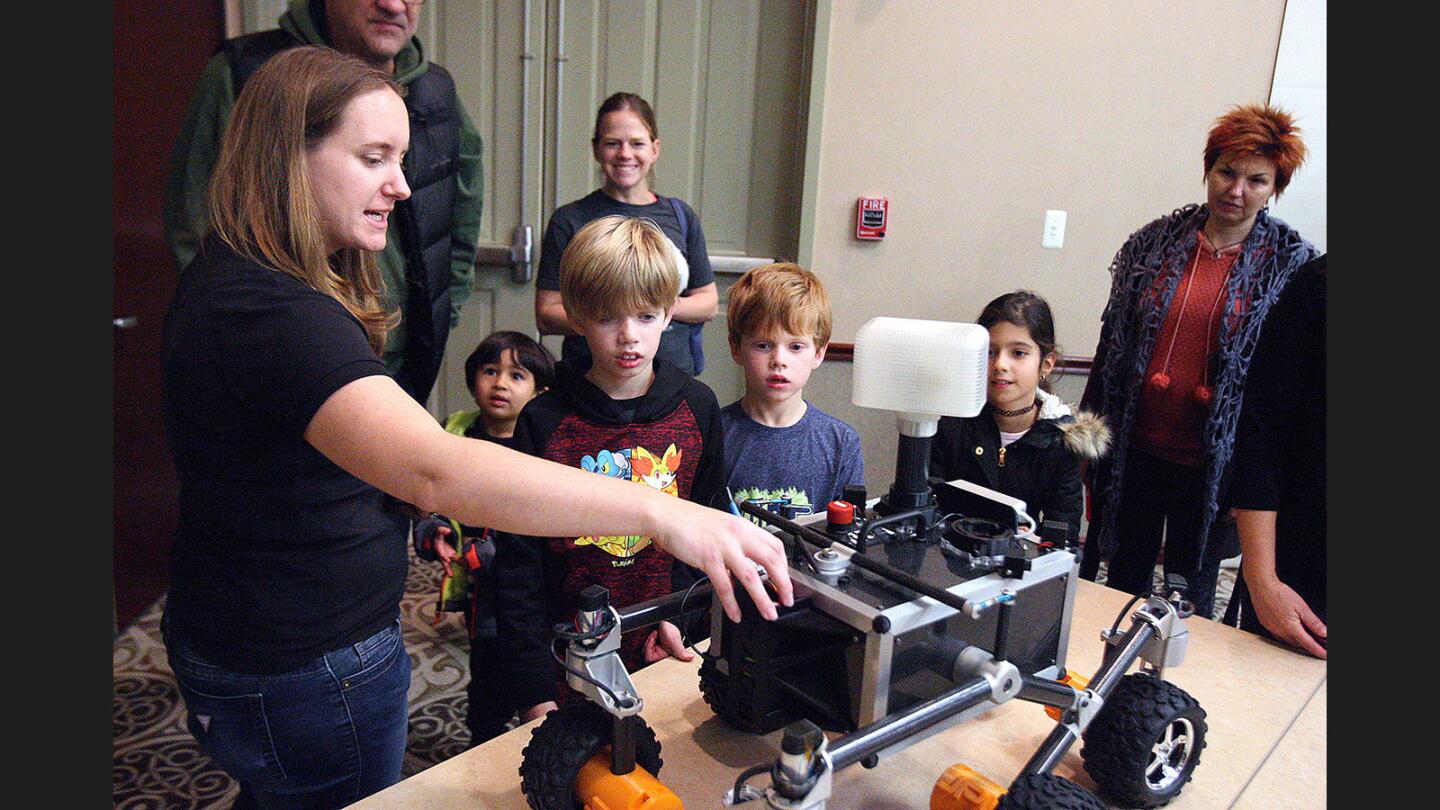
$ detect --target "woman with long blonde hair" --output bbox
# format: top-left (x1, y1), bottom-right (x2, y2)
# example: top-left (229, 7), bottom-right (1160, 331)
top-left (160, 46), bottom-right (790, 809)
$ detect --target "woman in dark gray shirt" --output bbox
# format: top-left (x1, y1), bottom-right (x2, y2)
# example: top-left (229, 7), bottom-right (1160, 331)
top-left (534, 92), bottom-right (718, 374)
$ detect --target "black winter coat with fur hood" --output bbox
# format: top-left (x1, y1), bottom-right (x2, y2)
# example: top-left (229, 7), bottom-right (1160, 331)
top-left (929, 389), bottom-right (1110, 544)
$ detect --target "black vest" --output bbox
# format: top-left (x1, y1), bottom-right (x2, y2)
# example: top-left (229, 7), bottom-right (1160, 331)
top-left (227, 31), bottom-right (462, 404)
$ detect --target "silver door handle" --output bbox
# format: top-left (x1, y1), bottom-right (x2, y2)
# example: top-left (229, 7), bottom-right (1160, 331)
top-left (113, 316), bottom-right (139, 329)
top-left (509, 224), bottom-right (533, 284)
top-left (473, 226), bottom-right (534, 283)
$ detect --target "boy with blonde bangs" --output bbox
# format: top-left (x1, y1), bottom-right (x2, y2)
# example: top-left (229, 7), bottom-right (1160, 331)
top-left (494, 216), bottom-right (727, 722)
top-left (722, 263), bottom-right (864, 522)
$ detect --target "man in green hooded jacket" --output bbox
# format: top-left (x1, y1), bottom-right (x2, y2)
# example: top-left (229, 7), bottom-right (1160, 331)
top-left (164, 0), bottom-right (483, 404)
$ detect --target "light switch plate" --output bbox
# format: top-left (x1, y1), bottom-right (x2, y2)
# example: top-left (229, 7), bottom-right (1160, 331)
top-left (1043, 210), bottom-right (1066, 249)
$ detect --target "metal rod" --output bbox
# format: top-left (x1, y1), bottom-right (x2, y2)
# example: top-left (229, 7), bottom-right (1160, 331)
top-left (616, 582), bottom-right (715, 633)
top-left (1019, 723), bottom-right (1080, 777)
top-left (514, 0), bottom-right (534, 283)
top-left (611, 714), bottom-right (636, 775)
top-left (737, 499), bottom-right (837, 550)
top-left (1017, 673), bottom-right (1080, 710)
top-left (828, 677), bottom-right (992, 771)
top-left (1019, 607), bottom-right (1163, 777)
top-left (1087, 613), bottom-right (1158, 698)
top-left (993, 598), bottom-right (1013, 661)
top-left (551, 0), bottom-right (566, 214)
top-left (739, 500), bottom-right (969, 616)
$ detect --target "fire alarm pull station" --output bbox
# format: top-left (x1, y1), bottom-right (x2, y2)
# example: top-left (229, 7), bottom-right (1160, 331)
top-left (856, 197), bottom-right (887, 240)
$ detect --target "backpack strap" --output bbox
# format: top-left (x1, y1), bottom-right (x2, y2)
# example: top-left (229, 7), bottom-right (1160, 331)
top-left (665, 195), bottom-right (689, 246)
top-left (665, 195), bottom-right (706, 373)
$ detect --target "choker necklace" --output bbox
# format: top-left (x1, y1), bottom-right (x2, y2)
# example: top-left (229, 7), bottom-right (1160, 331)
top-left (993, 400), bottom-right (1038, 418)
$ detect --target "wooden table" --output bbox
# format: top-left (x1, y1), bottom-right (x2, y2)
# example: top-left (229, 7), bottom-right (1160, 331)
top-left (1230, 678), bottom-right (1326, 808)
top-left (354, 579), bottom-right (1326, 809)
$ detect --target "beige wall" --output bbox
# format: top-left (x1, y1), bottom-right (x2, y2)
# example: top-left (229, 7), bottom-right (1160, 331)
top-left (806, 0), bottom-right (1286, 358)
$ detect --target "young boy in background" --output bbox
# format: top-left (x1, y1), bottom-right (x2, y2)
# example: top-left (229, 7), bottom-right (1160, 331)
top-left (493, 216), bottom-right (727, 723)
top-left (411, 330), bottom-right (555, 746)
top-left (722, 263), bottom-right (864, 521)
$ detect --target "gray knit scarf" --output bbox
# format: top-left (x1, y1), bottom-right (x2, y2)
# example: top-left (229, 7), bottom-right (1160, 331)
top-left (1091, 203), bottom-right (1316, 562)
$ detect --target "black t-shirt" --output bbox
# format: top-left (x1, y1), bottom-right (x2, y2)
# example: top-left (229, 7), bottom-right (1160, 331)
top-left (537, 189), bottom-right (713, 374)
top-left (161, 239), bottom-right (409, 674)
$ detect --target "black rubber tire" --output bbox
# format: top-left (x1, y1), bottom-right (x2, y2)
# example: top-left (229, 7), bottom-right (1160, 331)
top-left (698, 657), bottom-right (728, 717)
top-left (1081, 673), bottom-right (1207, 808)
top-left (518, 701), bottom-right (664, 810)
top-left (997, 773), bottom-right (1107, 810)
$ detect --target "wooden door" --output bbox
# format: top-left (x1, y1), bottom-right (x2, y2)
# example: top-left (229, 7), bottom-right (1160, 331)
top-left (113, 0), bottom-right (225, 629)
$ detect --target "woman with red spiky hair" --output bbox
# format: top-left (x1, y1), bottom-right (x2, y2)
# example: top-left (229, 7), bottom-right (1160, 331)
top-left (1078, 104), bottom-right (1317, 620)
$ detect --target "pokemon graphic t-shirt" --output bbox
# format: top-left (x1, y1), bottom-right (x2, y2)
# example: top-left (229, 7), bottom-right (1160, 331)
top-left (493, 359), bottom-right (725, 709)
top-left (720, 401), bottom-right (865, 524)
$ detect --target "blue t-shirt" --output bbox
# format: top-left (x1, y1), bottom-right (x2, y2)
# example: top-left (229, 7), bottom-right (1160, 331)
top-left (720, 401), bottom-right (864, 521)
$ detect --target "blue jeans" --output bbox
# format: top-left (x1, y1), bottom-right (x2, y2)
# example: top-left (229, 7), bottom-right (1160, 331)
top-left (163, 618), bottom-right (411, 810)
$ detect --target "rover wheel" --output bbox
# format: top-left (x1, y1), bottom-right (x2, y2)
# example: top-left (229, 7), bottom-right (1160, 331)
top-left (518, 700), bottom-right (664, 810)
top-left (698, 657), bottom-right (728, 717)
top-left (1081, 673), bottom-right (1207, 808)
top-left (997, 773), bottom-right (1106, 810)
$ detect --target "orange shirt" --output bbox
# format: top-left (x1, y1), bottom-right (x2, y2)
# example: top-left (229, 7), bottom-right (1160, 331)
top-left (1132, 231), bottom-right (1239, 467)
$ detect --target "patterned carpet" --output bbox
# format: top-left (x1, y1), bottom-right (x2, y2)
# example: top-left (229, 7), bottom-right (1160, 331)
top-left (112, 545), bottom-right (483, 809)
top-left (112, 546), bottom-right (1234, 808)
